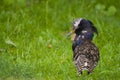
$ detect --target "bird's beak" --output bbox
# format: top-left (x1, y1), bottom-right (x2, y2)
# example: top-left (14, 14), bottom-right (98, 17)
top-left (71, 28), bottom-right (75, 33)
top-left (66, 28), bottom-right (75, 37)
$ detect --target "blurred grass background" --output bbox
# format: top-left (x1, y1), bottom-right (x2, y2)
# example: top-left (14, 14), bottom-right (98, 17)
top-left (0, 0), bottom-right (120, 80)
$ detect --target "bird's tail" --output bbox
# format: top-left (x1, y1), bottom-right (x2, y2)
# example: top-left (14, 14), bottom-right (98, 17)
top-left (74, 55), bottom-right (92, 75)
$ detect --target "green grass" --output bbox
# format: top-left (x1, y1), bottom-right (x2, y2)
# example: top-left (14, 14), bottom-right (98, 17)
top-left (0, 0), bottom-right (120, 80)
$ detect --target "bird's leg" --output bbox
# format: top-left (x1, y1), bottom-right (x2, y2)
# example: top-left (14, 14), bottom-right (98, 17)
top-left (78, 71), bottom-right (82, 76)
top-left (87, 71), bottom-right (91, 74)
top-left (88, 69), bottom-right (93, 74)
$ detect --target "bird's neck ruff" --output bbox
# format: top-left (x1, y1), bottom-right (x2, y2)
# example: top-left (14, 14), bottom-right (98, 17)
top-left (76, 30), bottom-right (94, 41)
top-left (72, 30), bottom-right (94, 51)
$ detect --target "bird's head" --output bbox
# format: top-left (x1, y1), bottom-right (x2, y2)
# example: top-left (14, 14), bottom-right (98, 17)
top-left (72, 18), bottom-right (98, 35)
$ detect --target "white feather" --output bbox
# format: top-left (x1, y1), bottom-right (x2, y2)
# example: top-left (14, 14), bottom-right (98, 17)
top-left (84, 62), bottom-right (88, 66)
top-left (82, 30), bottom-right (87, 33)
top-left (73, 18), bottom-right (83, 29)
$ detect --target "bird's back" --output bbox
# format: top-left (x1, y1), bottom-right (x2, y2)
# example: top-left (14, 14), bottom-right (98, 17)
top-left (73, 40), bottom-right (99, 75)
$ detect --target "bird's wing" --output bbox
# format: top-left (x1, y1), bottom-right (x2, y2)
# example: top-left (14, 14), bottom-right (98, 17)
top-left (73, 41), bottom-right (99, 74)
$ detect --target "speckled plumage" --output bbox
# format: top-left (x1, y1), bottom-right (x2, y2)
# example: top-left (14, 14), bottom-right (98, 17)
top-left (72, 18), bottom-right (100, 75)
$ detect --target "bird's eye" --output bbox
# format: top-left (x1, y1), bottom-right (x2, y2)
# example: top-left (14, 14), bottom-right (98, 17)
top-left (73, 21), bottom-right (78, 27)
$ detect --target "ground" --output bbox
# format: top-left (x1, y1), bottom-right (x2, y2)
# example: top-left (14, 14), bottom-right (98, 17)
top-left (0, 0), bottom-right (120, 80)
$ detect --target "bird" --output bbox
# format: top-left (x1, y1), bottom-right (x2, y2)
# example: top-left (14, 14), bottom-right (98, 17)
top-left (71, 18), bottom-right (100, 76)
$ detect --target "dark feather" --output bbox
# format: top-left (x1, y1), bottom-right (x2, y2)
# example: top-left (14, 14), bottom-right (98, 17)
top-left (87, 20), bottom-right (98, 35)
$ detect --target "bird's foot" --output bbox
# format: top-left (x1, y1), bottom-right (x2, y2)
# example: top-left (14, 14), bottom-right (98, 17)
top-left (78, 71), bottom-right (82, 76)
